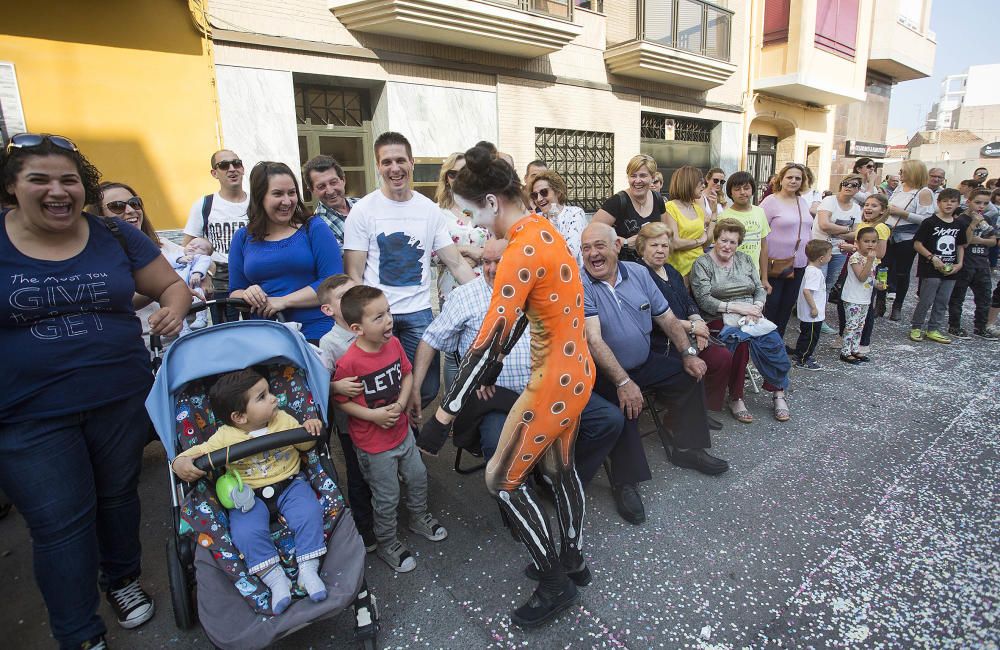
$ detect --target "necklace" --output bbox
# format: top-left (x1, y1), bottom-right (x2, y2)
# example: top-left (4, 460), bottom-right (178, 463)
top-left (631, 192), bottom-right (649, 212)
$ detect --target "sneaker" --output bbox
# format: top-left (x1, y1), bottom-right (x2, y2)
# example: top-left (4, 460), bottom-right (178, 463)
top-left (105, 577), bottom-right (155, 629)
top-left (795, 358), bottom-right (822, 371)
top-left (360, 527), bottom-right (377, 553)
top-left (974, 327), bottom-right (1000, 341)
top-left (377, 539), bottom-right (416, 573)
top-left (909, 328), bottom-right (924, 342)
top-left (925, 330), bottom-right (952, 344)
top-left (820, 322), bottom-right (836, 335)
top-left (409, 512), bottom-right (448, 541)
top-left (947, 326), bottom-right (971, 340)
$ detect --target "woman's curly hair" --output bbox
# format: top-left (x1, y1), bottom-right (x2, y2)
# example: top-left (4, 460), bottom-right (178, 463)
top-left (0, 136), bottom-right (102, 206)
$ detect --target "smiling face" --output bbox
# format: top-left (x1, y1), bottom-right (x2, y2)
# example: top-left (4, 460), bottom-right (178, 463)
top-left (352, 294), bottom-right (394, 346)
top-left (640, 233), bottom-right (670, 270)
top-left (309, 167), bottom-right (346, 211)
top-left (713, 229), bottom-right (740, 262)
top-left (628, 168), bottom-right (652, 196)
top-left (581, 224), bottom-right (620, 282)
top-left (263, 174), bottom-right (298, 227)
top-left (101, 185), bottom-right (144, 229)
top-left (530, 179), bottom-right (556, 212)
top-left (234, 378), bottom-right (278, 431)
top-left (377, 143), bottom-right (413, 198)
top-left (8, 154), bottom-right (86, 233)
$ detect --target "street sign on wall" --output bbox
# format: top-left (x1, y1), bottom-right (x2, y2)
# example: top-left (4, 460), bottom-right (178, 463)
top-left (981, 142), bottom-right (1000, 158)
top-left (845, 140), bottom-right (888, 158)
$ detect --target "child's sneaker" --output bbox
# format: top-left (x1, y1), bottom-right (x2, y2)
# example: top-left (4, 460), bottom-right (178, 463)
top-left (190, 311), bottom-right (209, 330)
top-left (378, 539), bottom-right (416, 573)
top-left (795, 358), bottom-right (822, 371)
top-left (105, 577), bottom-right (155, 629)
top-left (947, 326), bottom-right (970, 339)
top-left (974, 327), bottom-right (1000, 341)
top-left (820, 322), bottom-right (836, 335)
top-left (409, 512), bottom-right (448, 541)
top-left (925, 330), bottom-right (952, 344)
top-left (909, 328), bottom-right (924, 342)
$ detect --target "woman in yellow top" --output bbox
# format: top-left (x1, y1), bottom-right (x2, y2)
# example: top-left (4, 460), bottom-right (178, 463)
top-left (663, 165), bottom-right (710, 280)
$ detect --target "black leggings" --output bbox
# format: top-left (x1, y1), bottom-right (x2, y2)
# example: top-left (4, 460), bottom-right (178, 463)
top-left (764, 267), bottom-right (806, 338)
top-left (885, 238), bottom-right (918, 305)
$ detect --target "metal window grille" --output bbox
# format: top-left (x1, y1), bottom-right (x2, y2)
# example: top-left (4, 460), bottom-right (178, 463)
top-left (294, 85), bottom-right (370, 127)
top-left (535, 127), bottom-right (614, 213)
top-left (640, 113), bottom-right (713, 143)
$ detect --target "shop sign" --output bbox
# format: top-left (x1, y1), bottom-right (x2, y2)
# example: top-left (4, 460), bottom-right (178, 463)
top-left (845, 140), bottom-right (888, 158)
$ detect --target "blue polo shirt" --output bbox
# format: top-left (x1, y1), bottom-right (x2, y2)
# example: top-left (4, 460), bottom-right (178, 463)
top-left (583, 261), bottom-right (669, 371)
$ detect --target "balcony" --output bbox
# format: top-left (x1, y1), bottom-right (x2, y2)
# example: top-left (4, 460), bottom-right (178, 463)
top-left (604, 0), bottom-right (737, 90)
top-left (867, 13), bottom-right (936, 81)
top-left (328, 0), bottom-right (583, 58)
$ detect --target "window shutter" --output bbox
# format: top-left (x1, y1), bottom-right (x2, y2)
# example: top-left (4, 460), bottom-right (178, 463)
top-left (815, 0), bottom-right (858, 58)
top-left (763, 0), bottom-right (790, 44)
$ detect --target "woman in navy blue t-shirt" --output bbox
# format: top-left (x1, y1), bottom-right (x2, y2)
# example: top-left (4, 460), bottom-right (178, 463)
top-left (0, 134), bottom-right (190, 648)
top-left (228, 161), bottom-right (343, 343)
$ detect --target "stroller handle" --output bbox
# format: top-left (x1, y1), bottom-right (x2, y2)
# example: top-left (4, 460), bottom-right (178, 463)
top-left (192, 427), bottom-right (317, 472)
top-left (188, 297), bottom-right (287, 323)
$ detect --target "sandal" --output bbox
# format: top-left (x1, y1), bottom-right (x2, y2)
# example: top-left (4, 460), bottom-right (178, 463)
top-left (729, 399), bottom-right (753, 424)
top-left (771, 393), bottom-right (790, 422)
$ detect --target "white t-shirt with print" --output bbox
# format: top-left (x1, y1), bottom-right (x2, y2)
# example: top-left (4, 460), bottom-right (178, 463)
top-left (183, 192), bottom-right (250, 264)
top-left (813, 195), bottom-right (860, 246)
top-left (841, 252), bottom-right (876, 304)
top-left (343, 190), bottom-right (453, 315)
top-left (796, 264), bottom-right (827, 322)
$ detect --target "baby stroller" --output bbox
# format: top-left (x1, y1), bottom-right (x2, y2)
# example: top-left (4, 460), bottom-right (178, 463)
top-left (146, 306), bottom-right (378, 649)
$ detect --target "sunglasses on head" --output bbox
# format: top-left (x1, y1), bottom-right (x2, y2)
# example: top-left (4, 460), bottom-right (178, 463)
top-left (841, 181), bottom-right (861, 189)
top-left (104, 197), bottom-right (144, 215)
top-left (6, 133), bottom-right (78, 154)
top-left (530, 188), bottom-right (551, 201)
top-left (214, 158), bottom-right (243, 171)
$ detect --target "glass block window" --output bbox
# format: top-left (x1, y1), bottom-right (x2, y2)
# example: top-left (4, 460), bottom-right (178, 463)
top-left (535, 127), bottom-right (614, 213)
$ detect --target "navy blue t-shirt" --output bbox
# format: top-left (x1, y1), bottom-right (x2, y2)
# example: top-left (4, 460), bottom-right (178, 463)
top-left (0, 211), bottom-right (160, 422)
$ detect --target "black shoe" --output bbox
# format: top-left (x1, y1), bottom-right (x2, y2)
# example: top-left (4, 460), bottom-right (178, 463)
top-left (524, 553), bottom-right (592, 587)
top-left (105, 577), bottom-right (155, 629)
top-left (947, 326), bottom-right (971, 340)
top-left (888, 302), bottom-right (901, 321)
top-left (670, 448), bottom-right (729, 475)
top-left (706, 414), bottom-right (723, 431)
top-left (839, 354), bottom-right (861, 365)
top-left (510, 578), bottom-right (579, 628)
top-left (360, 527), bottom-right (377, 553)
top-left (80, 636), bottom-right (107, 650)
top-left (612, 483), bottom-right (645, 524)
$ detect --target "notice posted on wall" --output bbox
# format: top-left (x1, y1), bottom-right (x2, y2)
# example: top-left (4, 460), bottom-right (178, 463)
top-left (0, 63), bottom-right (26, 146)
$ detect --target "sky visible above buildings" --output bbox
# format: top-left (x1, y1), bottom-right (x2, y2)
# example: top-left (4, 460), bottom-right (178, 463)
top-left (887, 0), bottom-right (997, 138)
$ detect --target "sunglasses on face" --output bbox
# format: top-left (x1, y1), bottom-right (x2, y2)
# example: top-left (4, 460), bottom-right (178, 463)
top-left (214, 159), bottom-right (243, 171)
top-left (865, 164), bottom-right (875, 169)
top-left (104, 197), bottom-right (144, 214)
top-left (841, 182), bottom-right (861, 189)
top-left (6, 133), bottom-right (78, 154)
top-left (710, 178), bottom-right (723, 184)
top-left (530, 188), bottom-right (551, 201)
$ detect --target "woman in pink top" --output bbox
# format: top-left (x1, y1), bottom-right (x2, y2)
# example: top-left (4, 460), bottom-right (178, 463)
top-left (760, 163), bottom-right (814, 338)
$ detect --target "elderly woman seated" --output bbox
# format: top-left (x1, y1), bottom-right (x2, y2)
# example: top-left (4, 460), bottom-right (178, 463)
top-left (690, 218), bottom-right (792, 423)
top-left (635, 222), bottom-right (732, 429)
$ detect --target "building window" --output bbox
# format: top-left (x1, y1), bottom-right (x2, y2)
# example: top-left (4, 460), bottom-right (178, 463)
top-left (641, 113), bottom-right (714, 143)
top-left (412, 158), bottom-right (444, 202)
top-left (815, 0), bottom-right (859, 59)
top-left (762, 0), bottom-right (790, 44)
top-left (294, 85), bottom-right (371, 127)
top-left (642, 0), bottom-right (733, 62)
top-left (535, 127), bottom-right (614, 213)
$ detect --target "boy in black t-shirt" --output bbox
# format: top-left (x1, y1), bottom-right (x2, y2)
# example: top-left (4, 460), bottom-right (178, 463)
top-left (909, 188), bottom-right (966, 344)
top-left (948, 188), bottom-right (998, 340)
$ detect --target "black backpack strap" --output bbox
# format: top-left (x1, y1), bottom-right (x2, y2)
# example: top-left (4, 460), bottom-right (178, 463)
top-left (201, 194), bottom-right (214, 236)
top-left (102, 217), bottom-right (130, 257)
top-left (617, 190), bottom-right (628, 216)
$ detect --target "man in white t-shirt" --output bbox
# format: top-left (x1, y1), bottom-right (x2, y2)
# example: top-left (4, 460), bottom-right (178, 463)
top-left (183, 149), bottom-right (250, 321)
top-left (343, 132), bottom-right (476, 407)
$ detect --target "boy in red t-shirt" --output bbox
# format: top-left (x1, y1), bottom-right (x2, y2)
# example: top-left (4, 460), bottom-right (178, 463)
top-left (333, 286), bottom-right (447, 572)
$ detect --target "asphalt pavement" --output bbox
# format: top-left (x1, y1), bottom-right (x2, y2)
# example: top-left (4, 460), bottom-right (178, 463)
top-left (2, 303), bottom-right (998, 649)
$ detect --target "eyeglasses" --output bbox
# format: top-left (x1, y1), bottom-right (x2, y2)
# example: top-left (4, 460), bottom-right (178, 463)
top-left (6, 133), bottom-right (78, 154)
top-left (865, 164), bottom-right (875, 169)
top-left (214, 159), bottom-right (243, 171)
top-left (841, 182), bottom-right (861, 189)
top-left (529, 188), bottom-right (551, 201)
top-left (446, 170), bottom-right (459, 180)
top-left (104, 197), bottom-right (144, 214)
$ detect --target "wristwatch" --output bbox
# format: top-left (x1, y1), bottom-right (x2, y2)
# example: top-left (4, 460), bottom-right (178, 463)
top-left (683, 346), bottom-right (698, 357)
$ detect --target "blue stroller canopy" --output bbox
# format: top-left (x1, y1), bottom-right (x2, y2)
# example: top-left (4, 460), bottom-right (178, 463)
top-left (146, 320), bottom-right (330, 460)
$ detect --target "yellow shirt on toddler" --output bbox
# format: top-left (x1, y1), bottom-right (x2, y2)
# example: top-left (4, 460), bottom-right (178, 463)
top-left (177, 409), bottom-right (314, 489)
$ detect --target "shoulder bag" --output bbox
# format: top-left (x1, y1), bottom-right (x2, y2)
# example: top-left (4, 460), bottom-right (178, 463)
top-left (888, 192), bottom-right (918, 243)
top-left (767, 199), bottom-right (803, 279)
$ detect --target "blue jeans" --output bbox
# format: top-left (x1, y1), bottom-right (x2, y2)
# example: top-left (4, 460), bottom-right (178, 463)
top-left (228, 477), bottom-right (326, 574)
top-left (393, 308), bottom-right (440, 407)
top-left (0, 391), bottom-right (150, 648)
top-left (822, 252), bottom-right (847, 291)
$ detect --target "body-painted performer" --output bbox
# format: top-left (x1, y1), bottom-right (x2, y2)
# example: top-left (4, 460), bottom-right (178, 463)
top-left (417, 144), bottom-right (593, 627)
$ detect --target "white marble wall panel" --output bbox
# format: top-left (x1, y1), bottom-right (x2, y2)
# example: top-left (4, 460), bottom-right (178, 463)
top-left (215, 65), bottom-right (301, 188)
top-left (384, 82), bottom-right (497, 158)
top-left (712, 121), bottom-right (743, 174)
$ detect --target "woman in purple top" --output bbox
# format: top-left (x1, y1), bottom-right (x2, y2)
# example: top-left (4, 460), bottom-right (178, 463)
top-left (760, 163), bottom-right (814, 337)
top-left (229, 162), bottom-right (343, 343)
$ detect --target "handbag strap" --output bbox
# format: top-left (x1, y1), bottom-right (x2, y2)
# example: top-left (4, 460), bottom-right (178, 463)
top-left (890, 191), bottom-right (917, 229)
top-left (792, 199), bottom-right (803, 254)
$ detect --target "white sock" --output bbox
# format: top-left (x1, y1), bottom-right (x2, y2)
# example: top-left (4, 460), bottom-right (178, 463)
top-left (259, 565), bottom-right (292, 614)
top-left (297, 557), bottom-right (327, 602)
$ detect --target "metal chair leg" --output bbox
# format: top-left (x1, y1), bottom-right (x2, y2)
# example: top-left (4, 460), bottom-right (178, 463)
top-left (745, 365), bottom-right (762, 394)
top-left (454, 448), bottom-right (487, 474)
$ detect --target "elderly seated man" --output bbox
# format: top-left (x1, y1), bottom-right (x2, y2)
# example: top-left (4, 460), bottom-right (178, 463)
top-left (410, 239), bottom-right (623, 488)
top-left (581, 222), bottom-right (728, 525)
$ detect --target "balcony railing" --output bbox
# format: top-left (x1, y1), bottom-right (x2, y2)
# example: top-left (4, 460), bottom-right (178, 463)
top-left (640, 0), bottom-right (732, 62)
top-left (488, 0), bottom-right (573, 20)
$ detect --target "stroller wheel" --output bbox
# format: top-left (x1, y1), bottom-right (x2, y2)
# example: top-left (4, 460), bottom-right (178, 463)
top-left (166, 536), bottom-right (197, 630)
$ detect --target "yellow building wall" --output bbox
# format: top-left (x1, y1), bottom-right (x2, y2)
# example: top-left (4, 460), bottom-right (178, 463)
top-left (0, 1), bottom-right (220, 228)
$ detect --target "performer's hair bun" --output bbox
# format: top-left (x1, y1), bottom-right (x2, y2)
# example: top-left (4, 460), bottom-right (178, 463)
top-left (453, 142), bottom-right (523, 205)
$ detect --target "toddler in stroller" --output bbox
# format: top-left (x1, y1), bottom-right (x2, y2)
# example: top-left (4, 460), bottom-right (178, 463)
top-left (171, 368), bottom-right (329, 613)
top-left (147, 318), bottom-right (378, 649)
